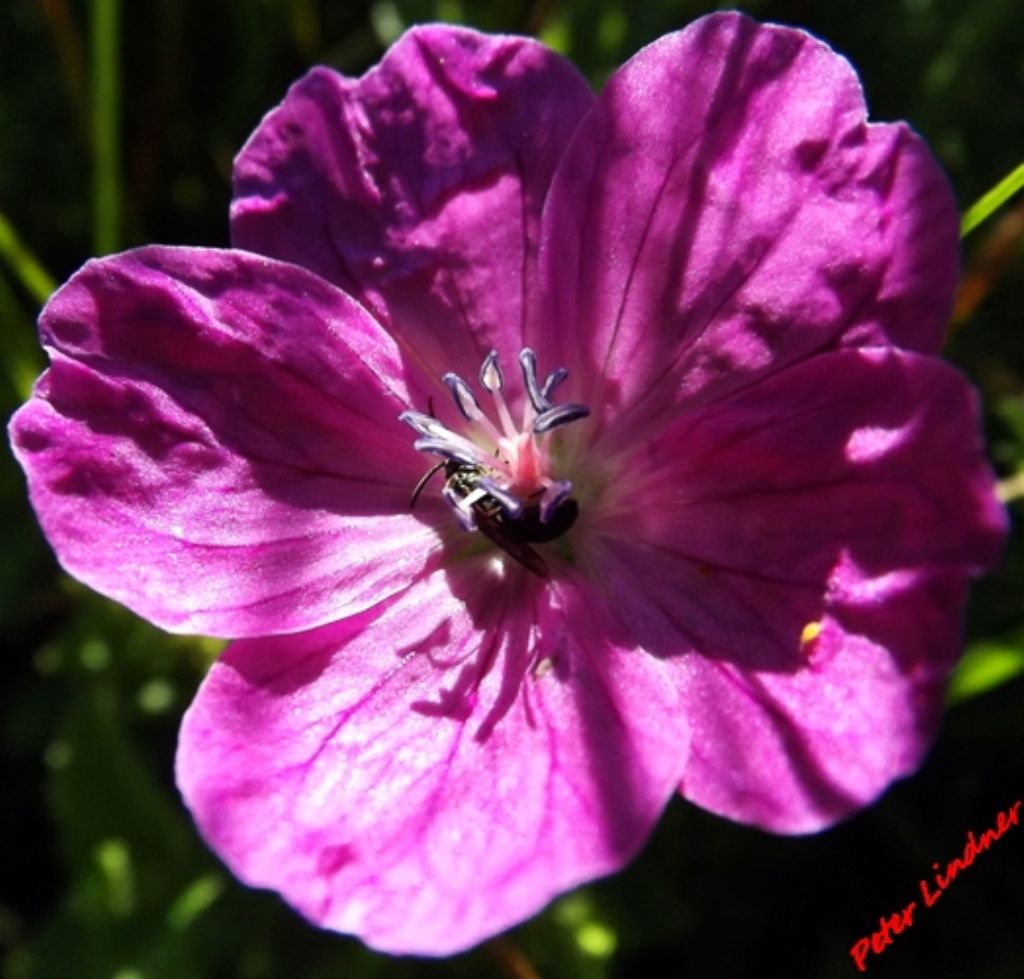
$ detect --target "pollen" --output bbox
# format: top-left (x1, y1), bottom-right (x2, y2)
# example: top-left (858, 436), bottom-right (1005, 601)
top-left (800, 620), bottom-right (824, 648)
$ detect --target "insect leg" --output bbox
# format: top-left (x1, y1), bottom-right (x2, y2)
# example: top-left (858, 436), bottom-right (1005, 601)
top-left (410, 461), bottom-right (445, 509)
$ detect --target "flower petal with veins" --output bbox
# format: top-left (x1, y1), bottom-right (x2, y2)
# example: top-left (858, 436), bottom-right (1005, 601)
top-left (584, 348), bottom-right (1004, 830)
top-left (177, 567), bottom-right (687, 955)
top-left (232, 25), bottom-right (595, 387)
top-left (533, 14), bottom-right (959, 440)
top-left (10, 247), bottom-right (437, 637)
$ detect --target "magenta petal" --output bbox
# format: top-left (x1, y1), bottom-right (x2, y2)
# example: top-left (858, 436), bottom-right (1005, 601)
top-left (176, 567), bottom-right (688, 955)
top-left (626, 348), bottom-right (1003, 585)
top-left (232, 25), bottom-right (595, 383)
top-left (534, 12), bottom-right (959, 435)
top-left (673, 577), bottom-right (967, 833)
top-left (9, 247), bottom-right (437, 637)
top-left (621, 347), bottom-right (1005, 585)
top-left (588, 348), bottom-right (1005, 830)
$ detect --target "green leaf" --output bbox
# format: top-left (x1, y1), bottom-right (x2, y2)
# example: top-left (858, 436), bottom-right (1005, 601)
top-left (948, 634), bottom-right (1024, 702)
top-left (960, 161), bottom-right (1024, 237)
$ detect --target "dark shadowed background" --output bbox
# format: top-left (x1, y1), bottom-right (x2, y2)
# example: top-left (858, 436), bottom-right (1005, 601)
top-left (2, 1), bottom-right (1022, 977)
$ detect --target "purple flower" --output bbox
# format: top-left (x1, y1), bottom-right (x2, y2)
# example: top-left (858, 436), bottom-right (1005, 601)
top-left (9, 12), bottom-right (1007, 956)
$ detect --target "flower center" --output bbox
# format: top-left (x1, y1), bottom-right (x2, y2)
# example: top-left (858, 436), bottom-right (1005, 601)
top-left (400, 349), bottom-right (589, 575)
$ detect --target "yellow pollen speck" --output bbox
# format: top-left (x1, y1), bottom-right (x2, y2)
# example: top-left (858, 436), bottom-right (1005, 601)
top-left (800, 621), bottom-right (824, 647)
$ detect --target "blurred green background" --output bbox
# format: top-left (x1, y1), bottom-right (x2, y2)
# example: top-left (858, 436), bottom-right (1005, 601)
top-left (2, 1), bottom-right (1022, 977)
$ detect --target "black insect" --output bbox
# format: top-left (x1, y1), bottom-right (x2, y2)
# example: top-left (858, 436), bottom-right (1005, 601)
top-left (411, 460), bottom-right (579, 579)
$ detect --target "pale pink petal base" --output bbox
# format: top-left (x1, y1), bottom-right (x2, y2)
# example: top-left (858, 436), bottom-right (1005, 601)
top-left (177, 567), bottom-right (688, 954)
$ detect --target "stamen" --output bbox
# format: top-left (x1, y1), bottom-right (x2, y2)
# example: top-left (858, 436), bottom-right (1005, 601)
top-left (442, 373), bottom-right (484, 422)
top-left (479, 350), bottom-right (504, 392)
top-left (519, 348), bottom-right (548, 413)
top-left (478, 476), bottom-right (523, 517)
top-left (413, 436), bottom-right (478, 466)
top-left (541, 367), bottom-right (568, 403)
top-left (404, 347), bottom-right (590, 558)
top-left (399, 410), bottom-right (453, 439)
top-left (401, 413), bottom-right (487, 465)
top-left (480, 350), bottom-right (517, 438)
top-left (533, 402), bottom-right (590, 434)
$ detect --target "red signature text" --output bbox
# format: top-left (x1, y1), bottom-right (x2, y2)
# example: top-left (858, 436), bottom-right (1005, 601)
top-left (849, 798), bottom-right (1021, 972)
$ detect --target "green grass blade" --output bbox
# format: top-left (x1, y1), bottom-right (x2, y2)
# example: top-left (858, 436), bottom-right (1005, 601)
top-left (91, 0), bottom-right (122, 254)
top-left (0, 209), bottom-right (57, 306)
top-left (960, 161), bottom-right (1024, 238)
top-left (0, 272), bottom-right (45, 402)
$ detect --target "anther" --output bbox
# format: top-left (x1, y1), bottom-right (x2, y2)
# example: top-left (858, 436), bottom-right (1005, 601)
top-left (399, 410), bottom-right (450, 438)
top-left (479, 350), bottom-right (504, 393)
top-left (442, 372), bottom-right (484, 422)
top-left (533, 402), bottom-right (590, 434)
top-left (412, 437), bottom-right (478, 466)
top-left (478, 476), bottom-right (524, 518)
top-left (541, 367), bottom-right (568, 403)
top-left (519, 348), bottom-right (549, 413)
